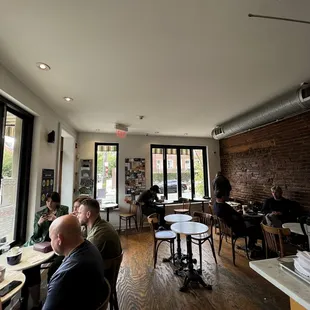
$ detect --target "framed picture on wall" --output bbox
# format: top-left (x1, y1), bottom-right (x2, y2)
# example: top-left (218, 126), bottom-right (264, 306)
top-left (125, 158), bottom-right (146, 197)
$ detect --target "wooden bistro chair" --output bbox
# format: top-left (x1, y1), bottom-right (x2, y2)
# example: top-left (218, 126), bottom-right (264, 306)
top-left (119, 203), bottom-right (139, 235)
top-left (96, 279), bottom-right (111, 310)
top-left (174, 200), bottom-right (191, 215)
top-left (260, 222), bottom-right (296, 258)
top-left (147, 213), bottom-right (176, 268)
top-left (217, 217), bottom-right (250, 266)
top-left (103, 252), bottom-right (123, 310)
top-left (191, 212), bottom-right (217, 273)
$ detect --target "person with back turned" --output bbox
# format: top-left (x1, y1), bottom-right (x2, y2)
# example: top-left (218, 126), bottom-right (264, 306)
top-left (212, 171), bottom-right (232, 200)
top-left (43, 215), bottom-right (109, 310)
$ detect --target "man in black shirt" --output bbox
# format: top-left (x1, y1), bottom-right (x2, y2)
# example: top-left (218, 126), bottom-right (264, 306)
top-left (262, 185), bottom-right (297, 223)
top-left (213, 190), bottom-right (260, 250)
top-left (137, 185), bottom-right (165, 226)
top-left (43, 215), bottom-right (109, 310)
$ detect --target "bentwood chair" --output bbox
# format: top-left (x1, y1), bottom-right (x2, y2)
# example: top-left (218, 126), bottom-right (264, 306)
top-left (260, 222), bottom-right (296, 258)
top-left (191, 212), bottom-right (217, 273)
top-left (103, 252), bottom-right (123, 310)
top-left (96, 279), bottom-right (111, 310)
top-left (174, 200), bottom-right (191, 215)
top-left (217, 217), bottom-right (250, 266)
top-left (147, 213), bottom-right (176, 268)
top-left (119, 203), bottom-right (139, 234)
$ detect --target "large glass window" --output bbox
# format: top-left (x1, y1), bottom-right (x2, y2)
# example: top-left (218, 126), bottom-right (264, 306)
top-left (0, 97), bottom-right (33, 244)
top-left (94, 143), bottom-right (118, 204)
top-left (151, 145), bottom-right (208, 200)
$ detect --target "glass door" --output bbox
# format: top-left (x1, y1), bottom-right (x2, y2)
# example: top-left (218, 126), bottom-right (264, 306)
top-left (180, 149), bottom-right (191, 199)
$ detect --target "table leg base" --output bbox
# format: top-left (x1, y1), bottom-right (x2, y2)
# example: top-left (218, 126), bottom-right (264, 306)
top-left (179, 270), bottom-right (212, 292)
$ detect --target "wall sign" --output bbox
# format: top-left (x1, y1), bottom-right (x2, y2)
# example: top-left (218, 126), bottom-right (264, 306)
top-left (41, 169), bottom-right (54, 207)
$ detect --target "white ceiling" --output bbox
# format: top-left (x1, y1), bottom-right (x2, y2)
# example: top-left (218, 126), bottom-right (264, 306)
top-left (0, 0), bottom-right (310, 137)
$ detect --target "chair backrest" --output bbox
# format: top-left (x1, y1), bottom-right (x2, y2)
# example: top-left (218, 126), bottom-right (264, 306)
top-left (103, 251), bottom-right (123, 295)
top-left (130, 203), bottom-right (139, 215)
top-left (147, 213), bottom-right (159, 237)
top-left (260, 222), bottom-right (291, 258)
top-left (205, 202), bottom-right (214, 215)
top-left (193, 211), bottom-right (214, 236)
top-left (217, 217), bottom-right (233, 237)
top-left (183, 201), bottom-right (191, 211)
top-left (96, 279), bottom-right (111, 310)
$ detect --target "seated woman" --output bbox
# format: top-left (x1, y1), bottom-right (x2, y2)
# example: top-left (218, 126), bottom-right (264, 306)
top-left (23, 192), bottom-right (68, 310)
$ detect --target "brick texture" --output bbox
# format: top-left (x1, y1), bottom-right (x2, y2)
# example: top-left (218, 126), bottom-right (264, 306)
top-left (219, 111), bottom-right (310, 212)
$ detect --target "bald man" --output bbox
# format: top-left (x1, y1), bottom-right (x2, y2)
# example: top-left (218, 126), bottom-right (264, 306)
top-left (42, 215), bottom-right (109, 310)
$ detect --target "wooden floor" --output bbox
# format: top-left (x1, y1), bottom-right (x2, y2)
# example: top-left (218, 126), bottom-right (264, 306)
top-left (117, 230), bottom-right (290, 310)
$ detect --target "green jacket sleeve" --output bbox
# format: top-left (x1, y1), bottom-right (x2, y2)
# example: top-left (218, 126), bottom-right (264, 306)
top-left (32, 211), bottom-right (44, 239)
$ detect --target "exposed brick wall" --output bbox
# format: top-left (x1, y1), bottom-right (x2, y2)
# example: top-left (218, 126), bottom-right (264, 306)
top-left (220, 111), bottom-right (310, 212)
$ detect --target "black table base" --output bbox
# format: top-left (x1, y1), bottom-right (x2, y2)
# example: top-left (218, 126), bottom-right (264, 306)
top-left (179, 235), bottom-right (212, 292)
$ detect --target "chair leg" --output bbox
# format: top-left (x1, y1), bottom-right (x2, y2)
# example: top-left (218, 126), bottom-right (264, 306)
top-left (232, 238), bottom-right (236, 266)
top-left (218, 234), bottom-right (223, 255)
top-left (172, 240), bottom-right (175, 265)
top-left (113, 291), bottom-right (119, 310)
top-left (209, 238), bottom-right (217, 264)
top-left (125, 218), bottom-right (128, 235)
top-left (153, 240), bottom-right (158, 268)
top-left (134, 216), bottom-right (139, 232)
top-left (129, 218), bottom-right (132, 231)
top-left (170, 240), bottom-right (174, 260)
top-left (244, 237), bottom-right (250, 260)
top-left (199, 241), bottom-right (202, 272)
top-left (118, 216), bottom-right (121, 234)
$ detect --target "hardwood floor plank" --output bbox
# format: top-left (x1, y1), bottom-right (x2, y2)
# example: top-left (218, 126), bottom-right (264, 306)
top-left (117, 231), bottom-right (289, 310)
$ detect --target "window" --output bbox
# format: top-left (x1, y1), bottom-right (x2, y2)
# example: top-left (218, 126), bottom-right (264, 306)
top-left (0, 96), bottom-right (34, 245)
top-left (167, 159), bottom-right (173, 169)
top-left (151, 144), bottom-right (208, 200)
top-left (94, 143), bottom-right (119, 204)
top-left (156, 160), bottom-right (161, 169)
top-left (185, 160), bottom-right (190, 170)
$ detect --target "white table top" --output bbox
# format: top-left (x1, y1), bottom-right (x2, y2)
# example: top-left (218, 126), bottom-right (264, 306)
top-left (0, 246), bottom-right (54, 271)
top-left (282, 223), bottom-right (303, 235)
top-left (171, 222), bottom-right (208, 235)
top-left (250, 258), bottom-right (310, 309)
top-left (100, 203), bottom-right (118, 209)
top-left (226, 201), bottom-right (241, 207)
top-left (164, 214), bottom-right (192, 223)
top-left (0, 270), bottom-right (25, 303)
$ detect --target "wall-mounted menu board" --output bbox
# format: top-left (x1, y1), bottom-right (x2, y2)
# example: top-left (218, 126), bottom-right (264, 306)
top-left (125, 158), bottom-right (146, 196)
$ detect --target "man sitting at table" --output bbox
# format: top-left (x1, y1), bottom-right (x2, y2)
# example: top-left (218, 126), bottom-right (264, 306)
top-left (262, 185), bottom-right (299, 226)
top-left (43, 215), bottom-right (109, 310)
top-left (137, 185), bottom-right (166, 226)
top-left (213, 190), bottom-right (261, 253)
top-left (77, 198), bottom-right (122, 259)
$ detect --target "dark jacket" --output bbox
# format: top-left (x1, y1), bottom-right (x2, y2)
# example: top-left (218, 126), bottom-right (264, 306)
top-left (212, 175), bottom-right (232, 198)
top-left (137, 189), bottom-right (158, 207)
top-left (43, 240), bottom-right (109, 310)
top-left (213, 202), bottom-right (246, 236)
top-left (25, 205), bottom-right (68, 246)
top-left (87, 216), bottom-right (122, 259)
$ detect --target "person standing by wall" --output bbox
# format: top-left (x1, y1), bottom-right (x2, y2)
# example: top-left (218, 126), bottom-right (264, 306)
top-left (212, 171), bottom-right (232, 201)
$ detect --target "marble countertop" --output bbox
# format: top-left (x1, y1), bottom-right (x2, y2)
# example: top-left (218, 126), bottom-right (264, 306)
top-left (250, 258), bottom-right (310, 309)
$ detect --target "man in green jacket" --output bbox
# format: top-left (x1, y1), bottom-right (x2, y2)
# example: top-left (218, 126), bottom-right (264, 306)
top-left (77, 198), bottom-right (122, 260)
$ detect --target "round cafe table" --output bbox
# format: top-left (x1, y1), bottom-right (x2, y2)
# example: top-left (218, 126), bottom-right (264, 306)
top-left (0, 246), bottom-right (55, 271)
top-left (0, 270), bottom-right (25, 304)
top-left (164, 214), bottom-right (192, 264)
top-left (282, 223), bottom-right (303, 235)
top-left (171, 222), bottom-right (212, 292)
top-left (100, 203), bottom-right (118, 222)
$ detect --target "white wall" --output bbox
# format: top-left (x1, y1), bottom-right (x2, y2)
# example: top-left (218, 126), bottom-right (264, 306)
top-left (77, 133), bottom-right (220, 210)
top-left (0, 64), bottom-right (76, 239)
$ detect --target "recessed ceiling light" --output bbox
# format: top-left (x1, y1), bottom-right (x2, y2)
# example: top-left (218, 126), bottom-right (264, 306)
top-left (184, 133), bottom-right (188, 136)
top-left (36, 62), bottom-right (51, 71)
top-left (95, 129), bottom-right (100, 132)
top-left (63, 97), bottom-right (73, 102)
top-left (155, 131), bottom-right (159, 134)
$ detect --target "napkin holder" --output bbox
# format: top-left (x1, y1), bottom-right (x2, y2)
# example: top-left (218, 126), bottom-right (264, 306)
top-left (33, 242), bottom-right (53, 253)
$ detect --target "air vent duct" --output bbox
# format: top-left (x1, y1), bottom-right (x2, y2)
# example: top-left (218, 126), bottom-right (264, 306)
top-left (211, 84), bottom-right (310, 140)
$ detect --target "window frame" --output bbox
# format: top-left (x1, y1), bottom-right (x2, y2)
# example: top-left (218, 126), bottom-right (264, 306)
top-left (150, 144), bottom-right (208, 200)
top-left (94, 142), bottom-right (119, 204)
top-left (0, 95), bottom-right (34, 245)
